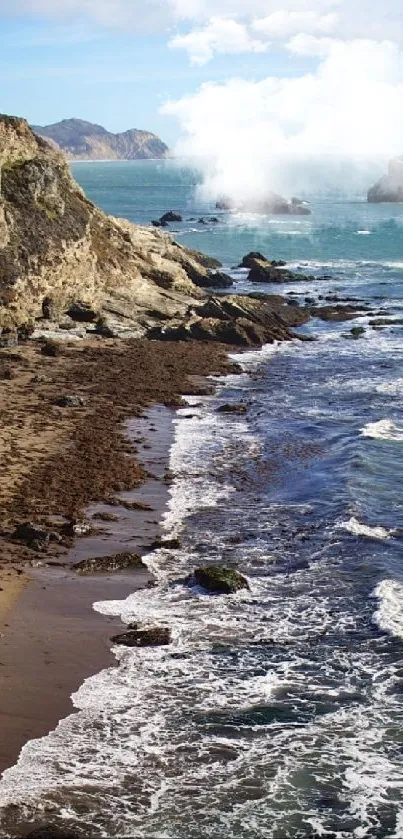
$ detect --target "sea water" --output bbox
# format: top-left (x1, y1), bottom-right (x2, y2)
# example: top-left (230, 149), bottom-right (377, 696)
top-left (1, 160), bottom-right (403, 837)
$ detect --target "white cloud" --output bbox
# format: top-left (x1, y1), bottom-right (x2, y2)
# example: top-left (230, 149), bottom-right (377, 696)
top-left (252, 11), bottom-right (338, 40)
top-left (162, 39), bottom-right (403, 201)
top-left (169, 17), bottom-right (268, 65)
top-left (286, 34), bottom-right (338, 57)
top-left (2, 0), bottom-right (403, 45)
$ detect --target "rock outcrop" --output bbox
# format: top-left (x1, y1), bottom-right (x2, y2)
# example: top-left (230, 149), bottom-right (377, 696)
top-left (0, 114), bottom-right (309, 347)
top-left (368, 157), bottom-right (403, 203)
top-left (31, 118), bottom-right (169, 161)
top-left (216, 193), bottom-right (311, 215)
top-left (191, 565), bottom-right (250, 594)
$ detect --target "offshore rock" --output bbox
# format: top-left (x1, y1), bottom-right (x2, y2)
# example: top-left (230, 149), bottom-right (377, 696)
top-left (217, 403), bottom-right (248, 415)
top-left (368, 157), bottom-right (403, 202)
top-left (215, 194), bottom-right (311, 215)
top-left (192, 565), bottom-right (250, 594)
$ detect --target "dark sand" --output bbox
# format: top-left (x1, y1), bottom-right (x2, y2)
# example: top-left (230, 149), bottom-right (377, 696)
top-left (0, 404), bottom-right (184, 774)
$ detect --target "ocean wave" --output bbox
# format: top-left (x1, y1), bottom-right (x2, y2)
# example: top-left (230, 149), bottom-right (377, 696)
top-left (361, 419), bottom-right (403, 441)
top-left (373, 579), bottom-right (403, 639)
top-left (341, 517), bottom-right (394, 540)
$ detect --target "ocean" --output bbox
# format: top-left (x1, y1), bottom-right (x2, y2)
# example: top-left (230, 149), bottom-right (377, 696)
top-left (2, 159), bottom-right (403, 838)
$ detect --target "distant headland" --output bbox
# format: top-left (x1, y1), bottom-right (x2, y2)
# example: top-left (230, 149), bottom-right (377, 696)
top-left (31, 117), bottom-right (169, 161)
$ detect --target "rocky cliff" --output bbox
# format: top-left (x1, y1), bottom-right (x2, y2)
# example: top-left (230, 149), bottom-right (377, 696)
top-left (31, 118), bottom-right (169, 161)
top-left (0, 114), bottom-right (306, 347)
top-left (368, 157), bottom-right (403, 203)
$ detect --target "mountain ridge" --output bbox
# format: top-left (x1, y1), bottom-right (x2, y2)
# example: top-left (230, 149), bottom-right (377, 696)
top-left (31, 117), bottom-right (169, 161)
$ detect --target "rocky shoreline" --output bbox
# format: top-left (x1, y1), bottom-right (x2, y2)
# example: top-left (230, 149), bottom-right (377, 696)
top-left (0, 338), bottom-right (236, 786)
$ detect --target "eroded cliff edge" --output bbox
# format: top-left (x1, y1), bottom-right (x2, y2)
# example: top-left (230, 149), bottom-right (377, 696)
top-left (0, 114), bottom-right (307, 347)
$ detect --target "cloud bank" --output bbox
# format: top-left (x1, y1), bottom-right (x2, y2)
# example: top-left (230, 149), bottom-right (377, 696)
top-left (163, 38), bottom-right (403, 201)
top-left (5, 0), bottom-right (403, 200)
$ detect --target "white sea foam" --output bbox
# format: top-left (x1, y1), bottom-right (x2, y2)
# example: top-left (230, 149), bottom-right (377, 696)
top-left (341, 517), bottom-right (394, 540)
top-left (361, 418), bottom-right (403, 441)
top-left (372, 578), bottom-right (403, 639)
top-left (376, 378), bottom-right (403, 395)
top-left (2, 355), bottom-right (403, 838)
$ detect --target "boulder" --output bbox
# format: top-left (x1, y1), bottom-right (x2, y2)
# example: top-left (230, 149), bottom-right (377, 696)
top-left (192, 565), bottom-right (250, 594)
top-left (61, 518), bottom-right (92, 537)
top-left (66, 301), bottom-right (98, 322)
top-left (238, 252), bottom-right (269, 269)
top-left (0, 327), bottom-right (18, 348)
top-left (111, 627), bottom-right (171, 647)
top-left (247, 259), bottom-right (303, 284)
top-left (194, 271), bottom-right (234, 289)
top-left (12, 521), bottom-right (61, 551)
top-left (74, 552), bottom-right (144, 574)
top-left (40, 340), bottom-right (60, 357)
top-left (53, 395), bottom-right (86, 408)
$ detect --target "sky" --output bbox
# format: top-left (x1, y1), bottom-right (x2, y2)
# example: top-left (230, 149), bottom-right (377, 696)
top-left (2, 0), bottom-right (403, 198)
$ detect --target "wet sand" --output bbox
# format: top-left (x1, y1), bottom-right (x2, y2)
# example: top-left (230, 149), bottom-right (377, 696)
top-left (0, 405), bottom-right (174, 775)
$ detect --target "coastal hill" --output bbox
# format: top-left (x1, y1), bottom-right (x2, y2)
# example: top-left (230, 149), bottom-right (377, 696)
top-left (0, 113), bottom-right (305, 346)
top-left (368, 157), bottom-right (403, 202)
top-left (31, 118), bottom-right (169, 161)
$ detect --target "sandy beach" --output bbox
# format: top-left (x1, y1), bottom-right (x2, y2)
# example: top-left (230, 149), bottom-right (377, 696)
top-left (0, 337), bottom-right (231, 778)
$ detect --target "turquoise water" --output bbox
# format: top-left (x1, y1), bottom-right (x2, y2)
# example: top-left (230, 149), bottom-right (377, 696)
top-left (71, 158), bottom-right (403, 270)
top-left (2, 161), bottom-right (403, 837)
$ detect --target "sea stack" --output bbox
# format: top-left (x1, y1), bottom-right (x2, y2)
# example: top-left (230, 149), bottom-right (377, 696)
top-left (368, 157), bottom-right (403, 203)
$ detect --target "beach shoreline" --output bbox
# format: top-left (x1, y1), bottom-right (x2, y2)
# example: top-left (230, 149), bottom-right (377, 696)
top-left (0, 337), bottom-right (231, 780)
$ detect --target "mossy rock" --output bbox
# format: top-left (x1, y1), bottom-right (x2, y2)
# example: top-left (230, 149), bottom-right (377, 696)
top-left (193, 565), bottom-right (250, 594)
top-left (74, 552), bottom-right (144, 575)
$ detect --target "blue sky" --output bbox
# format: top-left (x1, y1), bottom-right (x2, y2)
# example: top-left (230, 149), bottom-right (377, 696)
top-left (0, 11), bottom-right (314, 144)
top-left (1, 0), bottom-right (403, 154)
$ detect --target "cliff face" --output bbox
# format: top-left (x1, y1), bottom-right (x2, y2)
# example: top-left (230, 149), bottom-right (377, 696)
top-left (0, 114), bottom-right (305, 347)
top-left (368, 157), bottom-right (403, 203)
top-left (31, 118), bottom-right (169, 161)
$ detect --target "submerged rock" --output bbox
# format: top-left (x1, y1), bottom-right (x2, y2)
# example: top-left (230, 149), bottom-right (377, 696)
top-left (192, 565), bottom-right (250, 594)
top-left (111, 627), bottom-right (171, 647)
top-left (74, 552), bottom-right (144, 574)
top-left (309, 305), bottom-right (364, 322)
top-left (151, 537), bottom-right (182, 550)
top-left (217, 403), bottom-right (248, 415)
